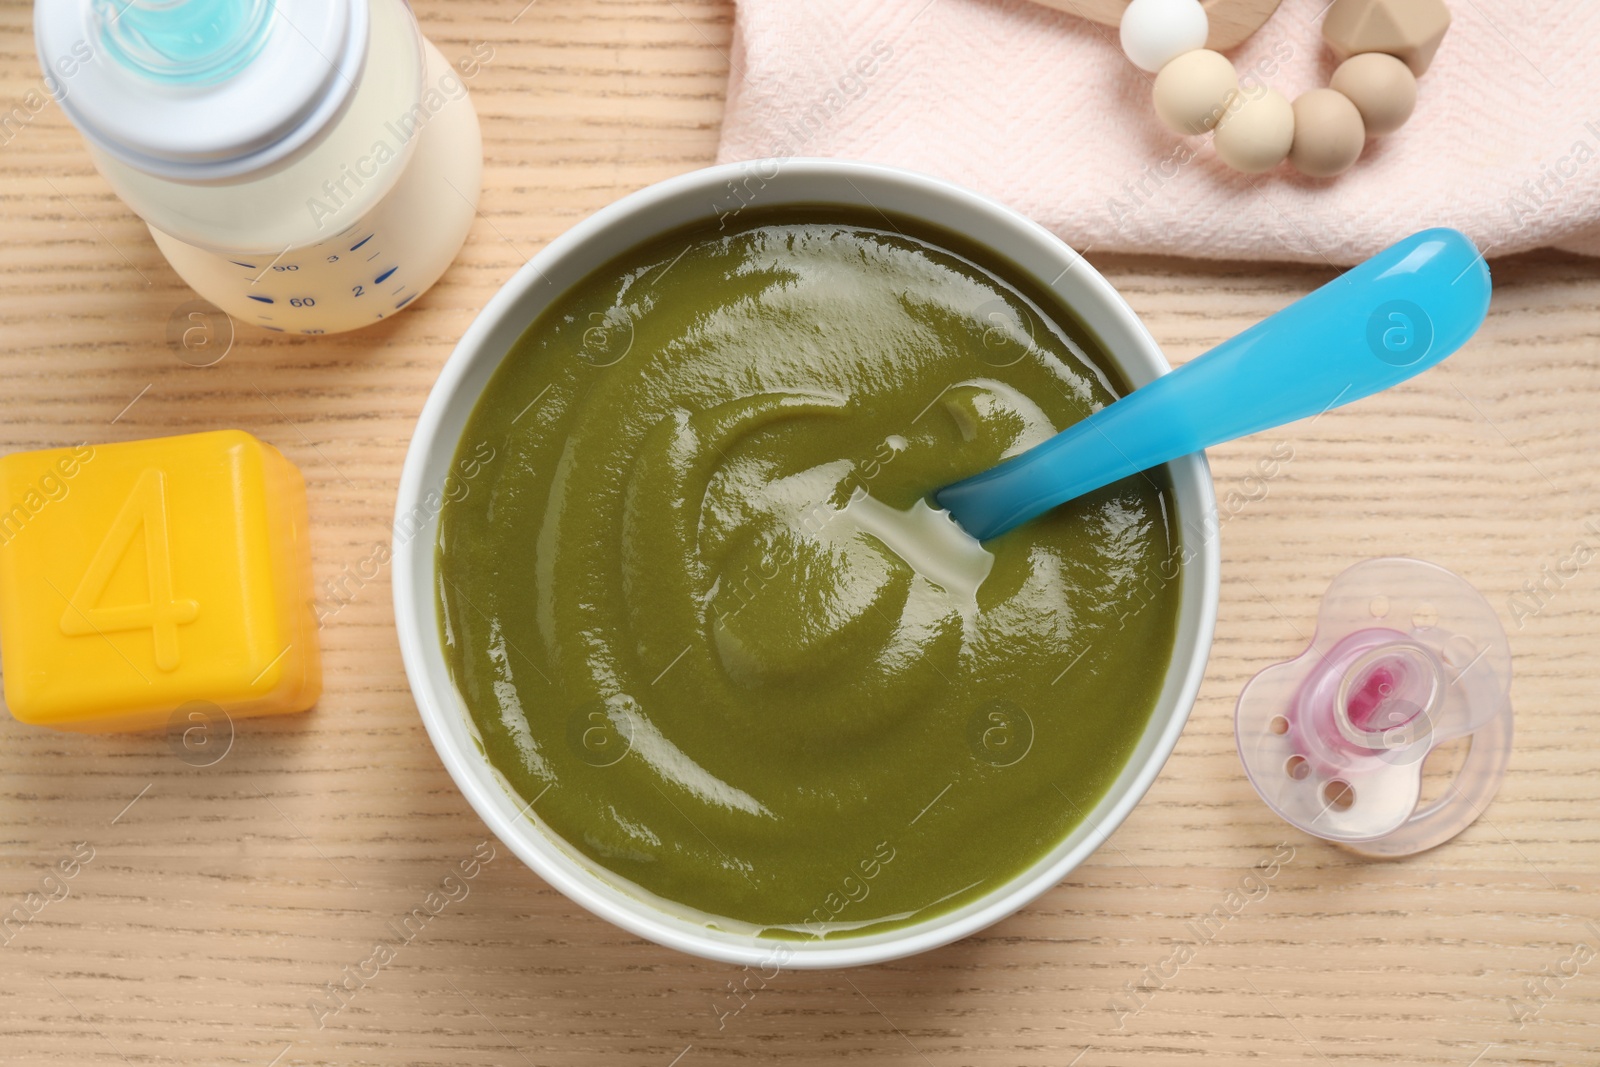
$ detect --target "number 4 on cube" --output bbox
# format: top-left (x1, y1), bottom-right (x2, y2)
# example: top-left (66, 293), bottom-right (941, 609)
top-left (0, 431), bottom-right (321, 732)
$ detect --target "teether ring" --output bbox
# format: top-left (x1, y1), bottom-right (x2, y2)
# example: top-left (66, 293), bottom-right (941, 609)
top-left (1120, 0), bottom-right (1451, 177)
top-left (1235, 558), bottom-right (1513, 857)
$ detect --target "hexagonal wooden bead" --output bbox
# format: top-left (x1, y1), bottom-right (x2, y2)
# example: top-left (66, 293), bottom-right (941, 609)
top-left (1321, 0), bottom-right (1451, 76)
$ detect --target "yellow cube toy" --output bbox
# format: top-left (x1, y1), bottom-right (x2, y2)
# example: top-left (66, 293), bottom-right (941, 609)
top-left (0, 430), bottom-right (320, 732)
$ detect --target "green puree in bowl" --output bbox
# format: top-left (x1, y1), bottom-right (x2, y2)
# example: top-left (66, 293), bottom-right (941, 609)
top-left (436, 209), bottom-right (1182, 938)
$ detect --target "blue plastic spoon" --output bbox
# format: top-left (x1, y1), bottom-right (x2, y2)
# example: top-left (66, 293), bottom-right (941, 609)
top-left (936, 228), bottom-right (1493, 541)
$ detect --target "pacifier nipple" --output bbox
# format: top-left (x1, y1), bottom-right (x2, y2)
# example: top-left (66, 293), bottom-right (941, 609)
top-left (1235, 558), bottom-right (1513, 857)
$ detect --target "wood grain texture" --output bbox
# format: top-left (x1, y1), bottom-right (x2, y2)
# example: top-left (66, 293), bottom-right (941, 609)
top-left (1023, 0), bottom-right (1285, 51)
top-left (1, 1), bottom-right (1598, 1065)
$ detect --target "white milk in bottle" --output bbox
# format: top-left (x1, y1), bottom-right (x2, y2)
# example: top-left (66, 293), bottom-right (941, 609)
top-left (35, 0), bottom-right (484, 334)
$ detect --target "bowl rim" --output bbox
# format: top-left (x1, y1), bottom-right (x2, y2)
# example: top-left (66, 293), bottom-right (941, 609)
top-left (393, 157), bottom-right (1221, 969)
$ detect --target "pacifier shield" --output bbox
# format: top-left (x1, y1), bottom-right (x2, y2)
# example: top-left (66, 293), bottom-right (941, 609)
top-left (1235, 558), bottom-right (1512, 857)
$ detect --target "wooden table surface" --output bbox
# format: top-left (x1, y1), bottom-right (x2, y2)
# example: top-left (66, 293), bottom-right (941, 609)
top-left (3, 1), bottom-right (1598, 1064)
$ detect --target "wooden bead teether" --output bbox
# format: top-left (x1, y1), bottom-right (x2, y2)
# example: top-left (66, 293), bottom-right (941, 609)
top-left (1115, 0), bottom-right (1451, 177)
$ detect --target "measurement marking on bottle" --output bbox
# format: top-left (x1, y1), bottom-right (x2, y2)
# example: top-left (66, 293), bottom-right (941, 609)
top-left (231, 261), bottom-right (256, 269)
top-left (374, 267), bottom-right (397, 284)
top-left (396, 294), bottom-right (415, 309)
top-left (350, 235), bottom-right (374, 251)
top-left (248, 295), bottom-right (274, 304)
top-left (391, 283), bottom-right (404, 294)
top-left (249, 246), bottom-right (291, 285)
top-left (262, 326), bottom-right (284, 332)
top-left (367, 252), bottom-right (379, 262)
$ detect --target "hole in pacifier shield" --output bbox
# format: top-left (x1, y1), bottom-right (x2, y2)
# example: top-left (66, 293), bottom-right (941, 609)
top-left (1366, 300), bottom-right (1433, 368)
top-left (966, 698), bottom-right (1034, 767)
top-left (165, 300), bottom-right (234, 368)
top-left (1323, 779), bottom-right (1356, 811)
top-left (566, 700), bottom-right (633, 767)
top-left (166, 700), bottom-right (234, 767)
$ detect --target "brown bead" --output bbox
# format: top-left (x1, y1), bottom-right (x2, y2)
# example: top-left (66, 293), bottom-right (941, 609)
top-left (1321, 0), bottom-right (1452, 76)
top-left (1288, 89), bottom-right (1366, 178)
top-left (1330, 52), bottom-right (1418, 135)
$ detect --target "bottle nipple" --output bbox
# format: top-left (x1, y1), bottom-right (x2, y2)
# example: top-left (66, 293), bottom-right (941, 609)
top-left (40, 0), bottom-right (366, 179)
top-left (94, 0), bottom-right (275, 85)
top-left (1235, 558), bottom-right (1513, 857)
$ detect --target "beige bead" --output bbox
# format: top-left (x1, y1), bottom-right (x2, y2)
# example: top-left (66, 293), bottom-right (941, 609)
top-left (1289, 89), bottom-right (1366, 177)
top-left (1213, 88), bottom-right (1294, 173)
top-left (1330, 52), bottom-right (1417, 135)
top-left (1322, 0), bottom-right (1452, 76)
top-left (1153, 49), bottom-right (1239, 135)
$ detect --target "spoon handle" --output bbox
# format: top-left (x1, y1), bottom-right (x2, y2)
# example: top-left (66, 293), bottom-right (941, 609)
top-left (938, 228), bottom-right (1492, 540)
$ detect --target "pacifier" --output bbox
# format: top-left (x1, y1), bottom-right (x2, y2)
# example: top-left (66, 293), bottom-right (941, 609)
top-left (1235, 558), bottom-right (1513, 857)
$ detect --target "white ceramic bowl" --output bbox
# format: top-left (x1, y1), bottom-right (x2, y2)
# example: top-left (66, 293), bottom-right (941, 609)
top-left (394, 159), bottom-right (1220, 968)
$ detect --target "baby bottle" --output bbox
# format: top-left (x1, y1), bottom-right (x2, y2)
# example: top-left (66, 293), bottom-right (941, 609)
top-left (35, 0), bottom-right (483, 335)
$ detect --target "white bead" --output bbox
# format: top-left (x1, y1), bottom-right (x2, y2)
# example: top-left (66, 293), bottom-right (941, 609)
top-left (1120, 0), bottom-right (1211, 74)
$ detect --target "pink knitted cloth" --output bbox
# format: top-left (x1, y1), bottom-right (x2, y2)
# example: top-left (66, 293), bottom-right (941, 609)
top-left (716, 0), bottom-right (1600, 264)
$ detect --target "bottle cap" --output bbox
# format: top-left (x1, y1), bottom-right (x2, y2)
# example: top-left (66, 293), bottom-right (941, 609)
top-left (35, 0), bottom-right (368, 180)
top-left (1235, 558), bottom-right (1513, 857)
